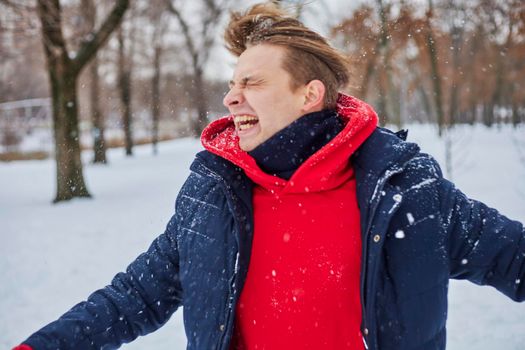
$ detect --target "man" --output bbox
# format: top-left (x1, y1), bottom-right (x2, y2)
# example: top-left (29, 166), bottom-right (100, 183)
top-left (14, 3), bottom-right (524, 350)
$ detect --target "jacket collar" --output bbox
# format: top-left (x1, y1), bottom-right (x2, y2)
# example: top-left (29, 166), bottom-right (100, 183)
top-left (197, 95), bottom-right (421, 205)
top-left (247, 109), bottom-right (343, 180)
top-left (200, 93), bottom-right (378, 194)
top-left (351, 127), bottom-right (420, 237)
top-left (352, 127), bottom-right (420, 180)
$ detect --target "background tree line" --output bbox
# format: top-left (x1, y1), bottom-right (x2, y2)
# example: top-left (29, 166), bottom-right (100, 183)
top-left (0, 0), bottom-right (524, 202)
top-left (334, 0), bottom-right (525, 133)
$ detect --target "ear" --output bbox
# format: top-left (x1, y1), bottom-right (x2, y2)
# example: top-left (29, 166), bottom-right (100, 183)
top-left (302, 79), bottom-right (326, 113)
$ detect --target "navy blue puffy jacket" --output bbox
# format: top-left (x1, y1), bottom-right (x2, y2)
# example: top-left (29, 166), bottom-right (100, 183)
top-left (23, 128), bottom-right (525, 350)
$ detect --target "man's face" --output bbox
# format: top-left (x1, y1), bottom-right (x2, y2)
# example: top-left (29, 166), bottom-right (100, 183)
top-left (223, 44), bottom-right (307, 151)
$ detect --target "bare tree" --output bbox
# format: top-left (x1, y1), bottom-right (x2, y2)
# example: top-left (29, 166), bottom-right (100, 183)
top-left (117, 24), bottom-right (133, 156)
top-left (444, 2), bottom-right (466, 126)
top-left (375, 0), bottom-right (398, 126)
top-left (332, 5), bottom-right (379, 100)
top-left (151, 45), bottom-right (162, 154)
top-left (512, 130), bottom-right (525, 198)
top-left (332, 1), bottom-right (411, 126)
top-left (90, 55), bottom-right (106, 162)
top-left (424, 0), bottom-right (445, 135)
top-left (37, 0), bottom-right (129, 202)
top-left (139, 1), bottom-right (171, 154)
top-left (0, 1), bottom-right (46, 100)
top-left (80, 0), bottom-right (107, 163)
top-left (166, 0), bottom-right (233, 136)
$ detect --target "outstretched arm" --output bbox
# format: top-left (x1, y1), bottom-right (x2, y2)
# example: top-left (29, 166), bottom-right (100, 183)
top-left (15, 214), bottom-right (183, 350)
top-left (443, 179), bottom-right (525, 301)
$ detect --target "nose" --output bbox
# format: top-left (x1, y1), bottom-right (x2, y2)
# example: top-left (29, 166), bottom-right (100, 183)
top-left (223, 86), bottom-right (243, 109)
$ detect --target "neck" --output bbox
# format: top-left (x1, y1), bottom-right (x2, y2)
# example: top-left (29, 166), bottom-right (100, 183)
top-left (248, 109), bottom-right (343, 180)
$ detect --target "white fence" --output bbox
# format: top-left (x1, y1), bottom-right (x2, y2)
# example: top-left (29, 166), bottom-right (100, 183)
top-left (0, 98), bottom-right (53, 153)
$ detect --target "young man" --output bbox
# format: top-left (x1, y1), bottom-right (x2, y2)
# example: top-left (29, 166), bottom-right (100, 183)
top-left (14, 3), bottom-right (524, 350)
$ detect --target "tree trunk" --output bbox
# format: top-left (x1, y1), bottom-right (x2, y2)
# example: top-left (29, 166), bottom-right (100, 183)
top-left (166, 0), bottom-right (224, 138)
top-left (449, 25), bottom-right (463, 127)
top-left (191, 66), bottom-right (208, 137)
top-left (118, 27), bottom-right (133, 156)
top-left (512, 104), bottom-right (519, 127)
top-left (359, 56), bottom-right (377, 100)
top-left (151, 45), bottom-right (161, 155)
top-left (467, 106), bottom-right (476, 125)
top-left (375, 0), bottom-right (390, 126)
top-left (121, 70), bottom-right (133, 156)
top-left (425, 1), bottom-right (445, 136)
top-left (50, 64), bottom-right (91, 202)
top-left (490, 18), bottom-right (513, 127)
top-left (375, 76), bottom-right (388, 126)
top-left (37, 0), bottom-right (129, 202)
top-left (90, 55), bottom-right (107, 163)
top-left (376, 0), bottom-right (401, 128)
top-left (82, 0), bottom-right (107, 163)
top-left (482, 103), bottom-right (493, 127)
top-left (444, 125), bottom-right (453, 181)
top-left (418, 85), bottom-right (433, 122)
top-left (490, 53), bottom-right (504, 127)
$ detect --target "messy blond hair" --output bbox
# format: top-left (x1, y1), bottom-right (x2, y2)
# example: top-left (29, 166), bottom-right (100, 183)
top-left (224, 2), bottom-right (350, 109)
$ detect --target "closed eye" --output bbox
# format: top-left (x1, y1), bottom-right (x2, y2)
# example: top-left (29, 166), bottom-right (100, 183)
top-left (244, 79), bottom-right (265, 87)
top-left (229, 76), bottom-right (265, 89)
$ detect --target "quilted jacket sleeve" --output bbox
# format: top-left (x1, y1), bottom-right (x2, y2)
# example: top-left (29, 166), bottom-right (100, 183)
top-left (22, 214), bottom-right (183, 349)
top-left (442, 179), bottom-right (525, 301)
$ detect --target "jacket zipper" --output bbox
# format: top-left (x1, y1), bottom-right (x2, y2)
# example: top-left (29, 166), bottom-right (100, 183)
top-left (359, 165), bottom-right (408, 349)
top-left (216, 181), bottom-right (244, 350)
top-left (194, 163), bottom-right (241, 350)
top-left (218, 251), bottom-right (239, 350)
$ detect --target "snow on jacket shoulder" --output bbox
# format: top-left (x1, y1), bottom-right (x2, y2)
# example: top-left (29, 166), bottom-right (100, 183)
top-left (21, 127), bottom-right (524, 350)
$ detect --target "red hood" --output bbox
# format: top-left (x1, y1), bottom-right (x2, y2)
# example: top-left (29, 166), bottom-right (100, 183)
top-left (201, 93), bottom-right (378, 194)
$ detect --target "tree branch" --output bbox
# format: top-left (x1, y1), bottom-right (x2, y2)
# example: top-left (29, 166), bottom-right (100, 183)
top-left (37, 0), bottom-right (69, 65)
top-left (0, 0), bottom-right (35, 11)
top-left (71, 0), bottom-right (129, 76)
top-left (165, 0), bottom-right (199, 67)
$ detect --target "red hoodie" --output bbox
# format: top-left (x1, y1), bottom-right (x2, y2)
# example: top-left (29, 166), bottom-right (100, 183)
top-left (202, 93), bottom-right (377, 350)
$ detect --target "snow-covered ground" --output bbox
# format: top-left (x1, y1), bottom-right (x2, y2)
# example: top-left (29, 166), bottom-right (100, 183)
top-left (1, 124), bottom-right (524, 349)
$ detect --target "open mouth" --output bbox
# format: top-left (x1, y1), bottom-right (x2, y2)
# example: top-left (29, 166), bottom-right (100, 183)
top-left (234, 115), bottom-right (259, 131)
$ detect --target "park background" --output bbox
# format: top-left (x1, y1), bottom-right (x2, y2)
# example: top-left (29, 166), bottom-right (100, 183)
top-left (1, 0), bottom-right (525, 348)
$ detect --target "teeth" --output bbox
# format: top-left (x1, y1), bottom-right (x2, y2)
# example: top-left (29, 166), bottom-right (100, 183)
top-left (239, 123), bottom-right (256, 130)
top-left (234, 115), bottom-right (258, 123)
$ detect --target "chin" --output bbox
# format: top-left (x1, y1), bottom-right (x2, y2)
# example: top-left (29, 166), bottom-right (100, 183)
top-left (239, 139), bottom-right (258, 152)
top-left (239, 143), bottom-right (254, 152)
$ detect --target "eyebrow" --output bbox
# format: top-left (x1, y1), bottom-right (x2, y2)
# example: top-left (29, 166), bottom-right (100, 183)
top-left (228, 76), bottom-right (255, 88)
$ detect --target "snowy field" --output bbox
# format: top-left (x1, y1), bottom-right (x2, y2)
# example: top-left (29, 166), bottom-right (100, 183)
top-left (1, 123), bottom-right (524, 349)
